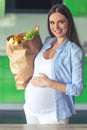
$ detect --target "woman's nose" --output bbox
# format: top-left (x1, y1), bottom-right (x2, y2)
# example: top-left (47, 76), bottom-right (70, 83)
top-left (55, 23), bottom-right (59, 29)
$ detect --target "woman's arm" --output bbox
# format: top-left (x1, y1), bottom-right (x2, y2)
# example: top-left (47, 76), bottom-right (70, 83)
top-left (66, 46), bottom-right (84, 96)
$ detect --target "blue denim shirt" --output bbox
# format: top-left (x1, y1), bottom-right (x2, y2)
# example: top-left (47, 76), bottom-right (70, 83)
top-left (41, 36), bottom-right (84, 120)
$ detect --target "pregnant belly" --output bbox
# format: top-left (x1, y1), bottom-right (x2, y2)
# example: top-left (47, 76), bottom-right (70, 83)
top-left (25, 83), bottom-right (56, 114)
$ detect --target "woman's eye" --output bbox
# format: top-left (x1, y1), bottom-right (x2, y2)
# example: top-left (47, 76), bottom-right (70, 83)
top-left (59, 20), bottom-right (65, 24)
top-left (49, 21), bottom-right (54, 24)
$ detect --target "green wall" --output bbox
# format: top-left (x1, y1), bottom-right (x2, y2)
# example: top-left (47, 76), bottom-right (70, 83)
top-left (0, 56), bottom-right (25, 103)
top-left (0, 0), bottom-right (5, 16)
top-left (64, 0), bottom-right (87, 17)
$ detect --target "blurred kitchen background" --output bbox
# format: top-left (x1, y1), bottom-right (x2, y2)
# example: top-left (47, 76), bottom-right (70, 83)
top-left (0, 0), bottom-right (87, 124)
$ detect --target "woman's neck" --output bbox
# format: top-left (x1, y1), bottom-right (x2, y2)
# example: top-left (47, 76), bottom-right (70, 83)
top-left (52, 37), bottom-right (67, 49)
top-left (56, 37), bottom-right (67, 45)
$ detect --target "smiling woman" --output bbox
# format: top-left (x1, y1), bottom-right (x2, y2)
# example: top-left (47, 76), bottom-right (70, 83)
top-left (23, 4), bottom-right (84, 124)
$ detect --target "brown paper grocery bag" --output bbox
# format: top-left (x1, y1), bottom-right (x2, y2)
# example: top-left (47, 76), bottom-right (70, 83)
top-left (6, 34), bottom-right (42, 90)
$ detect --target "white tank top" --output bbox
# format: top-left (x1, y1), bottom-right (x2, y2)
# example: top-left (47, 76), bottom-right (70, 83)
top-left (25, 51), bottom-right (56, 114)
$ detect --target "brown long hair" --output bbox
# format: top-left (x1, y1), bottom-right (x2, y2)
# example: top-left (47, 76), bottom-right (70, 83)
top-left (47, 4), bottom-right (82, 49)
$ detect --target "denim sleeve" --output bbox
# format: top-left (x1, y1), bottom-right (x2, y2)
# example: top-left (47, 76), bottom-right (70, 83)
top-left (66, 45), bottom-right (84, 96)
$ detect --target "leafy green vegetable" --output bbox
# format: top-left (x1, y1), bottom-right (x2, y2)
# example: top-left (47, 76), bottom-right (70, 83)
top-left (23, 29), bottom-right (39, 40)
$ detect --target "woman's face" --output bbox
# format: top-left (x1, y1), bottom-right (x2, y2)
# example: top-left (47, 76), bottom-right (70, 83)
top-left (49, 12), bottom-right (68, 39)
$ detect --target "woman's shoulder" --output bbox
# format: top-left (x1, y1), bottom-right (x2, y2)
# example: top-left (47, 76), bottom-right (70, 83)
top-left (39, 36), bottom-right (51, 51)
top-left (67, 40), bottom-right (83, 51)
top-left (44, 36), bottom-right (52, 43)
top-left (67, 40), bottom-right (84, 57)
top-left (42, 36), bottom-right (52, 47)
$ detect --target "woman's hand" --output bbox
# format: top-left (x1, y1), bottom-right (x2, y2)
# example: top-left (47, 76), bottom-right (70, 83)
top-left (31, 73), bottom-right (66, 93)
top-left (30, 73), bottom-right (50, 87)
